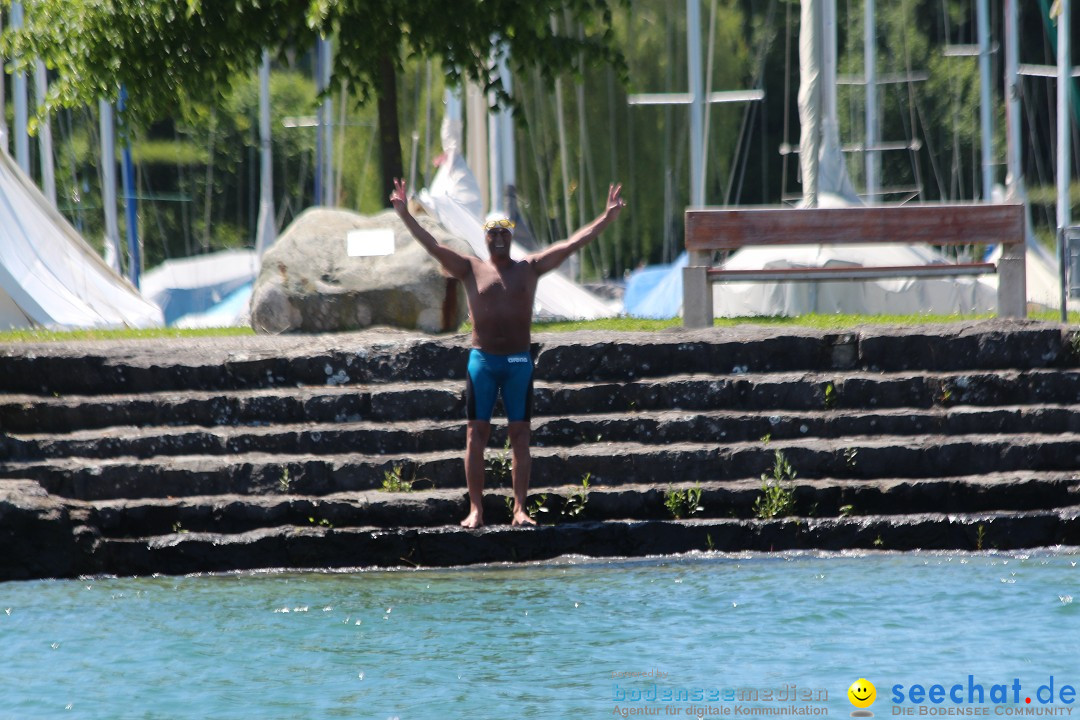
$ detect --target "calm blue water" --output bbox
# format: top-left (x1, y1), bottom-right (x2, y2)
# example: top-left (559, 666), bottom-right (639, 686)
top-left (2, 551), bottom-right (1078, 720)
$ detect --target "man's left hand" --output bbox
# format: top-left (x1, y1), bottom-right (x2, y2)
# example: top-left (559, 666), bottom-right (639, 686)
top-left (605, 183), bottom-right (626, 221)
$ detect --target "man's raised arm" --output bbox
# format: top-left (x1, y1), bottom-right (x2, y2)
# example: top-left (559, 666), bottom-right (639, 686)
top-left (529, 183), bottom-right (626, 276)
top-left (389, 178), bottom-right (472, 280)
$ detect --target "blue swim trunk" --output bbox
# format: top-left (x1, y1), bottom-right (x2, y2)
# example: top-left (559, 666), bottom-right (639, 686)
top-left (465, 349), bottom-right (534, 422)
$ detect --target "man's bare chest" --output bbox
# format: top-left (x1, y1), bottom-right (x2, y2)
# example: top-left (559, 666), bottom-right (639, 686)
top-left (471, 263), bottom-right (535, 299)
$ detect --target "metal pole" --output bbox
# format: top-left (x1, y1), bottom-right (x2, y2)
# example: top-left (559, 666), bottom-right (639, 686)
top-left (864, 0), bottom-right (878, 203)
top-left (34, 60), bottom-right (56, 206)
top-left (1058, 0), bottom-right (1072, 321)
top-left (98, 99), bottom-right (122, 273)
top-left (822, 0), bottom-right (839, 142)
top-left (11, 2), bottom-right (30, 175)
top-left (977, 0), bottom-right (994, 199)
top-left (488, 42), bottom-right (501, 212)
top-left (798, 0), bottom-right (822, 207)
top-left (314, 41), bottom-right (324, 206)
top-left (487, 40), bottom-right (515, 213)
top-left (255, 50), bottom-right (276, 258)
top-left (0, 11), bottom-right (7, 154)
top-left (687, 0), bottom-right (705, 207)
top-left (1004, 0), bottom-right (1021, 193)
top-left (117, 87), bottom-right (140, 289)
top-left (551, 15), bottom-right (576, 276)
top-left (320, 37), bottom-right (333, 207)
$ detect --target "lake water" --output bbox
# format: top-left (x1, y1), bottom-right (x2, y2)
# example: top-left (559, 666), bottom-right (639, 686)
top-left (2, 550), bottom-right (1078, 720)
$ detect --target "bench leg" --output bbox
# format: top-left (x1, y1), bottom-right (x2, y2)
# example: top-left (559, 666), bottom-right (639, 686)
top-left (683, 265), bottom-right (713, 328)
top-left (997, 242), bottom-right (1027, 319)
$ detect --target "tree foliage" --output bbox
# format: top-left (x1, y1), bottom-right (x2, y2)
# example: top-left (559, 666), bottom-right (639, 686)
top-left (1, 0), bottom-right (627, 127)
top-left (3, 0), bottom-right (1073, 280)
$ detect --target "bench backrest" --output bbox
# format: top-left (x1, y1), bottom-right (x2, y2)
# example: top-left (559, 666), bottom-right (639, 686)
top-left (685, 203), bottom-right (1025, 251)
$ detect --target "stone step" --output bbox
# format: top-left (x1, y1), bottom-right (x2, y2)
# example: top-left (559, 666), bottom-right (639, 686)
top-left (0, 323), bottom-right (1072, 396)
top-left (5, 367), bottom-right (1080, 435)
top-left (5, 473), bottom-right (1079, 580)
top-left (80, 472), bottom-right (1080, 540)
top-left (90, 505), bottom-right (1080, 578)
top-left (7, 403), bottom-right (1080, 462)
top-left (2, 322), bottom-right (1078, 581)
top-left (7, 433), bottom-right (1080, 501)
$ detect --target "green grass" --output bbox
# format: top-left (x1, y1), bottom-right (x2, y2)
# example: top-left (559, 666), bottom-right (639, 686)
top-left (531, 309), bottom-right (1080, 333)
top-left (0, 326), bottom-right (255, 343)
top-left (3, 309), bottom-right (1076, 345)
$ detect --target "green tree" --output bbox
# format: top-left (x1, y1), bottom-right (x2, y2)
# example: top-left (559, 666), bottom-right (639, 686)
top-left (2, 0), bottom-right (628, 208)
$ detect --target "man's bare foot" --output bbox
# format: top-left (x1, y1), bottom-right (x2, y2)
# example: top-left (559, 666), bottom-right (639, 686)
top-left (460, 508), bottom-right (484, 529)
top-left (511, 509), bottom-right (537, 526)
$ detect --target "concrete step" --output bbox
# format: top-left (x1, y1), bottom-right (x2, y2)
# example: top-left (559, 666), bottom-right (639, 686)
top-left (6, 475), bottom-right (1079, 580)
top-left (0, 383), bottom-right (462, 434)
top-left (79, 472), bottom-right (1080, 540)
top-left (5, 367), bottom-right (1080, 435)
top-left (89, 505), bottom-right (1080, 577)
top-left (7, 433), bottom-right (1080, 501)
top-left (3, 322), bottom-right (1078, 581)
top-left (0, 322), bottom-right (1072, 396)
top-left (7, 403), bottom-right (1080, 462)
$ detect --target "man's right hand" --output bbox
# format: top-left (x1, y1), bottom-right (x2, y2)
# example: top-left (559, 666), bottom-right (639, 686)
top-left (390, 178), bottom-right (408, 212)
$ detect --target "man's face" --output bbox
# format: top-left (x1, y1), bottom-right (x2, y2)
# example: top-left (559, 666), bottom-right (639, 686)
top-left (486, 227), bottom-right (512, 258)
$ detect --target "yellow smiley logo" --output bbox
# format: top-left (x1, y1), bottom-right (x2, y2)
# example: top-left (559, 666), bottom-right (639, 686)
top-left (848, 678), bottom-right (877, 709)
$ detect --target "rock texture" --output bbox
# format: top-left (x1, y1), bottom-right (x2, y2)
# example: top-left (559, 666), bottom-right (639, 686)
top-left (1, 320), bottom-right (1080, 580)
top-left (250, 208), bottom-right (469, 334)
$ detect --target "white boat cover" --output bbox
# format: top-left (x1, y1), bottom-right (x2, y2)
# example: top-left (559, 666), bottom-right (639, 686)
top-left (141, 248), bottom-right (257, 326)
top-left (0, 148), bottom-right (162, 330)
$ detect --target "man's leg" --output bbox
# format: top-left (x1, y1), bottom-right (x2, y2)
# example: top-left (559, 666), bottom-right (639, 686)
top-left (507, 420), bottom-right (535, 526)
top-left (463, 420), bottom-right (491, 528)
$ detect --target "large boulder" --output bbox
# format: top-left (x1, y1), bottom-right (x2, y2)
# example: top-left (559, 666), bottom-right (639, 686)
top-left (250, 207), bottom-right (471, 334)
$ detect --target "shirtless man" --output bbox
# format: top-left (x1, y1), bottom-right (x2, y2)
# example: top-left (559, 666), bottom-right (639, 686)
top-left (389, 178), bottom-right (626, 528)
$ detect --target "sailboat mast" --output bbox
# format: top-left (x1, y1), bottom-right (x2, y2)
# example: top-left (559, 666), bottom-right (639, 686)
top-left (487, 40), bottom-right (516, 214)
top-left (1004, 0), bottom-right (1021, 191)
top-left (34, 60), bottom-right (56, 206)
top-left (687, 0), bottom-right (705, 207)
top-left (1057, 0), bottom-right (1072, 319)
top-left (255, 50), bottom-right (276, 258)
top-left (11, 1), bottom-right (30, 175)
top-left (99, 100), bottom-right (122, 273)
top-left (976, 0), bottom-right (994, 199)
top-left (864, 0), bottom-right (878, 203)
top-left (0, 11), bottom-right (6, 154)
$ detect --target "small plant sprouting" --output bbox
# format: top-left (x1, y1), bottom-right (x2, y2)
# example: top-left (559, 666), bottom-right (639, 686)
top-left (824, 382), bottom-right (837, 409)
top-left (485, 439), bottom-right (513, 485)
top-left (171, 521), bottom-right (189, 534)
top-left (528, 494), bottom-right (550, 520)
top-left (503, 494), bottom-right (551, 522)
top-left (664, 485), bottom-right (704, 519)
top-left (843, 447), bottom-right (859, 469)
top-left (839, 504), bottom-right (855, 518)
top-left (754, 449), bottom-right (797, 520)
top-left (705, 532), bottom-right (716, 552)
top-left (976, 524), bottom-right (986, 551)
top-left (308, 516), bottom-right (333, 529)
top-left (873, 535), bottom-right (885, 548)
top-left (278, 467), bottom-right (292, 494)
top-left (561, 474), bottom-right (591, 519)
top-left (760, 433), bottom-right (772, 446)
top-left (937, 380), bottom-right (954, 405)
top-left (1068, 331), bottom-right (1080, 362)
top-left (381, 465), bottom-right (414, 493)
top-left (660, 490), bottom-right (678, 518)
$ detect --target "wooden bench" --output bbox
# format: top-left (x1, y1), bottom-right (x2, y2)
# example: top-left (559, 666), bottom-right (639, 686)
top-left (682, 202), bottom-right (1027, 327)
